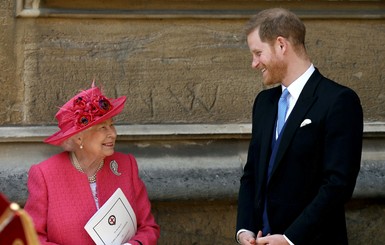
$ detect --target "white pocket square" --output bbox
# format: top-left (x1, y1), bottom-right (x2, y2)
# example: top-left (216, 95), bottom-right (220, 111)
top-left (300, 119), bottom-right (312, 127)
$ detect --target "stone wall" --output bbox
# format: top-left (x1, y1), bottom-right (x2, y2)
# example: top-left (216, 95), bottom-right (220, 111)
top-left (1, 0), bottom-right (385, 125)
top-left (1, 0), bottom-right (385, 244)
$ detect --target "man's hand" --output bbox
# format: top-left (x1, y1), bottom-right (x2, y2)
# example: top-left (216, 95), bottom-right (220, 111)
top-left (238, 230), bottom-right (257, 245)
top-left (256, 234), bottom-right (289, 245)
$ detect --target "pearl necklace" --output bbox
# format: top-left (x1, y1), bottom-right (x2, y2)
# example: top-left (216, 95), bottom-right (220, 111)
top-left (70, 152), bottom-right (104, 183)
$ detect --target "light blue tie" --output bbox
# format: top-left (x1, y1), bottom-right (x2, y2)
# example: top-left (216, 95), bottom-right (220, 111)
top-left (277, 89), bottom-right (290, 136)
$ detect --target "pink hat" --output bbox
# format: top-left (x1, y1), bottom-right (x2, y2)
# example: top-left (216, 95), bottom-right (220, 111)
top-left (44, 82), bottom-right (126, 146)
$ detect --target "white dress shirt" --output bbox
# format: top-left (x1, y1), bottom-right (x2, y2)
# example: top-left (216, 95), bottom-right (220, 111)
top-left (276, 64), bottom-right (315, 139)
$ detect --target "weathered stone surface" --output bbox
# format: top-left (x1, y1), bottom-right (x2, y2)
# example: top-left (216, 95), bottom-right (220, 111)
top-left (1, 1), bottom-right (384, 125)
top-left (17, 19), bottom-right (254, 125)
top-left (152, 200), bottom-right (239, 245)
top-left (305, 21), bottom-right (385, 121)
top-left (15, 18), bottom-right (385, 124)
top-left (0, 1), bottom-right (23, 125)
top-left (346, 199), bottom-right (385, 244)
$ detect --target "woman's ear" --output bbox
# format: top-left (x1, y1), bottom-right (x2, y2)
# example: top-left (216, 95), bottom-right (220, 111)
top-left (74, 134), bottom-right (83, 149)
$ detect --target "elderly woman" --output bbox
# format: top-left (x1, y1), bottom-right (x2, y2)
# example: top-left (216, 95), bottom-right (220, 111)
top-left (24, 83), bottom-right (160, 245)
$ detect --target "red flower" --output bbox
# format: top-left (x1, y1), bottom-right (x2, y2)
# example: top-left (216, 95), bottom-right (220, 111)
top-left (72, 94), bottom-right (113, 128)
top-left (98, 96), bottom-right (112, 113)
top-left (73, 96), bottom-right (86, 110)
top-left (76, 113), bottom-right (92, 128)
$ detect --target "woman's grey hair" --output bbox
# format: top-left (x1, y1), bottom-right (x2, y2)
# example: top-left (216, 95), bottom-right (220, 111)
top-left (60, 126), bottom-right (94, 152)
top-left (60, 135), bottom-right (79, 152)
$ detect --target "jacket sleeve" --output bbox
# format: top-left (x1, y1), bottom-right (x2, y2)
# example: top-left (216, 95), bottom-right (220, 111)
top-left (285, 88), bottom-right (363, 244)
top-left (24, 165), bottom-right (60, 245)
top-left (236, 93), bottom-right (265, 234)
top-left (126, 154), bottom-right (160, 245)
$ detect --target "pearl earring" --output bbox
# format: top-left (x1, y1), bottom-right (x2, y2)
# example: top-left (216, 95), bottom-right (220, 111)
top-left (80, 144), bottom-right (83, 149)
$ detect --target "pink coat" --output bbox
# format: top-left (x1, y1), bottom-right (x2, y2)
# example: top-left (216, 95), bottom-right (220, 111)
top-left (24, 151), bottom-right (160, 245)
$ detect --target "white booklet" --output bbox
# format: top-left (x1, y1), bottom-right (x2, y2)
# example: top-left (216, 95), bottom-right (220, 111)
top-left (84, 188), bottom-right (137, 245)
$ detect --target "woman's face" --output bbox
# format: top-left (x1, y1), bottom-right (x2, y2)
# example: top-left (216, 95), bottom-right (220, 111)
top-left (80, 118), bottom-right (117, 159)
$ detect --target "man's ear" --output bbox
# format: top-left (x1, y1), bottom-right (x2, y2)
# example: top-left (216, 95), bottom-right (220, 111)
top-left (275, 36), bottom-right (288, 54)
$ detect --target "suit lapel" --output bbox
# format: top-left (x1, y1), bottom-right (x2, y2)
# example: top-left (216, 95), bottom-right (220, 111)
top-left (269, 69), bottom-right (322, 180)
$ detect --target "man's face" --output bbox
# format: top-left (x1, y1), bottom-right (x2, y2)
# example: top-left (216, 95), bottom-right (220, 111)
top-left (247, 29), bottom-right (287, 86)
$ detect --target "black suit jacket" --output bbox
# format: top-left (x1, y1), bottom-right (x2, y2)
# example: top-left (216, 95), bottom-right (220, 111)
top-left (236, 68), bottom-right (363, 245)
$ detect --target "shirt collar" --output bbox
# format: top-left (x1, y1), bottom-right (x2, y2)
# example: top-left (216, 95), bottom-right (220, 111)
top-left (282, 64), bottom-right (315, 100)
